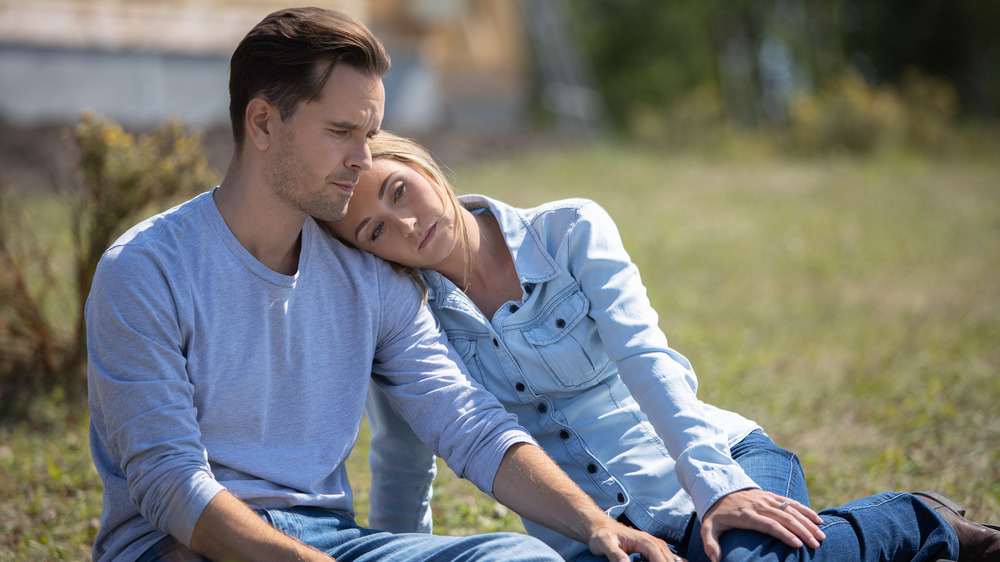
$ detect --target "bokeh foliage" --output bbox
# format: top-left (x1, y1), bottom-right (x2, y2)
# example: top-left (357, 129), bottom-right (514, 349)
top-left (566, 0), bottom-right (1000, 151)
top-left (0, 113), bottom-right (216, 416)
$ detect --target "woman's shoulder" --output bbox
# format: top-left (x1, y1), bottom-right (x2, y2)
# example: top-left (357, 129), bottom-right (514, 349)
top-left (460, 195), bottom-right (601, 216)
top-left (524, 198), bottom-right (615, 231)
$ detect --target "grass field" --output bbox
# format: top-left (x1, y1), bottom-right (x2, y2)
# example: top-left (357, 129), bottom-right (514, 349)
top-left (2, 145), bottom-right (998, 560)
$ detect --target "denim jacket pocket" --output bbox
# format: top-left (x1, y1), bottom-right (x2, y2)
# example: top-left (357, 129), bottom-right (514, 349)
top-left (523, 291), bottom-right (610, 390)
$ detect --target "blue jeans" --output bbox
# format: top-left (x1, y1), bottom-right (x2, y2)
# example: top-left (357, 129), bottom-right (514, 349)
top-left (682, 430), bottom-right (959, 562)
top-left (138, 506), bottom-right (562, 562)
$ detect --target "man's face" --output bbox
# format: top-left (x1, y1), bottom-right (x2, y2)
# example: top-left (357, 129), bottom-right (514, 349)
top-left (265, 63), bottom-right (385, 222)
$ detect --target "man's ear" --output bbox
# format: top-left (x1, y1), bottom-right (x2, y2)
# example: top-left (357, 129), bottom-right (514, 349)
top-left (246, 97), bottom-right (276, 152)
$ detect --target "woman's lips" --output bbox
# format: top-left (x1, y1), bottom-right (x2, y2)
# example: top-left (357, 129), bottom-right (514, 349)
top-left (419, 223), bottom-right (437, 249)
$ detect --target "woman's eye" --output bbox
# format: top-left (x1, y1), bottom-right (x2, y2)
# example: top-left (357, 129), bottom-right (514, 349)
top-left (370, 223), bottom-right (383, 241)
top-left (393, 183), bottom-right (405, 201)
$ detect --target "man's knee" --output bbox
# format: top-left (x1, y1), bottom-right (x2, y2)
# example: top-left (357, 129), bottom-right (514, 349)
top-left (459, 532), bottom-right (562, 561)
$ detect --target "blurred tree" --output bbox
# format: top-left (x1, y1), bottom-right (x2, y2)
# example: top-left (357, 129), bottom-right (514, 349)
top-left (568, 0), bottom-right (720, 132)
top-left (840, 0), bottom-right (1000, 118)
top-left (566, 0), bottom-right (998, 138)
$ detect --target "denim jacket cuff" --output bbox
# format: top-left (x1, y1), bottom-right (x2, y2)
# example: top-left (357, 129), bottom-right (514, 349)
top-left (689, 466), bottom-right (760, 520)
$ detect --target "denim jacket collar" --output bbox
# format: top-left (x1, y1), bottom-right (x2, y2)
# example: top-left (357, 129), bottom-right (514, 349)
top-left (424, 195), bottom-right (561, 310)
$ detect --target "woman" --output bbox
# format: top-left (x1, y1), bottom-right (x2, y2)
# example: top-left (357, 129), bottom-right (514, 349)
top-left (322, 132), bottom-right (990, 562)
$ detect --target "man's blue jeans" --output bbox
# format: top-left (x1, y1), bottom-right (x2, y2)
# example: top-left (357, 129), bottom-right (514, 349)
top-left (681, 430), bottom-right (959, 562)
top-left (138, 506), bottom-right (563, 561)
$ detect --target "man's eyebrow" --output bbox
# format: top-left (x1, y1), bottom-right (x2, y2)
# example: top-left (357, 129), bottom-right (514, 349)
top-left (353, 173), bottom-right (395, 241)
top-left (325, 119), bottom-right (359, 130)
top-left (325, 120), bottom-right (380, 137)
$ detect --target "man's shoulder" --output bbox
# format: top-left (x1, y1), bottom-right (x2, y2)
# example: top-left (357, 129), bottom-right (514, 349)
top-left (110, 191), bottom-right (214, 252)
top-left (98, 191), bottom-right (215, 278)
top-left (306, 221), bottom-right (422, 298)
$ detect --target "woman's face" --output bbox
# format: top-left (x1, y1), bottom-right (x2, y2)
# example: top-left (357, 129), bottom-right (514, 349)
top-left (327, 157), bottom-right (460, 269)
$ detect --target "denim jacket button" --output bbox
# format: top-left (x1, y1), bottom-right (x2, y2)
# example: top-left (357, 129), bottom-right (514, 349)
top-left (492, 338), bottom-right (499, 347)
top-left (537, 403), bottom-right (548, 414)
top-left (515, 382), bottom-right (526, 392)
top-left (559, 430), bottom-right (569, 439)
top-left (509, 304), bottom-right (519, 314)
top-left (618, 493), bottom-right (625, 502)
top-left (587, 464), bottom-right (597, 474)
top-left (524, 283), bottom-right (535, 294)
top-left (555, 318), bottom-right (566, 329)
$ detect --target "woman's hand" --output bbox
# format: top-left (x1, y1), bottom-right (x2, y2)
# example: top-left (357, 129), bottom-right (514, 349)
top-left (699, 489), bottom-right (825, 562)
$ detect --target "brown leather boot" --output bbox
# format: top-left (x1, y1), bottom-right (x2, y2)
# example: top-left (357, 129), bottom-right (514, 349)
top-left (914, 491), bottom-right (1000, 562)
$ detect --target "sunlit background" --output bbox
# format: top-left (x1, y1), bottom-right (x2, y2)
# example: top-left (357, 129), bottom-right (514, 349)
top-left (1, 2), bottom-right (999, 558)
top-left (2, 0), bottom-right (998, 172)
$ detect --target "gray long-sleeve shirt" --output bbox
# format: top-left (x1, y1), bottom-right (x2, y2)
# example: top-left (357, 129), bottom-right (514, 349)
top-left (86, 190), bottom-right (534, 562)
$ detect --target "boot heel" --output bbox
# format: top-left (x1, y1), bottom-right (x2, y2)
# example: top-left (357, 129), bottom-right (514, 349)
top-left (914, 491), bottom-right (967, 518)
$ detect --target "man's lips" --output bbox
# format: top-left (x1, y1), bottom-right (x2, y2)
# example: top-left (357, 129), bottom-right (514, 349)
top-left (332, 180), bottom-right (355, 193)
top-left (419, 223), bottom-right (437, 249)
top-left (331, 173), bottom-right (360, 193)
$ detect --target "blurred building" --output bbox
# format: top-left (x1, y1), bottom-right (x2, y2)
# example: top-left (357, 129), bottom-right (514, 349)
top-left (0, 0), bottom-right (530, 134)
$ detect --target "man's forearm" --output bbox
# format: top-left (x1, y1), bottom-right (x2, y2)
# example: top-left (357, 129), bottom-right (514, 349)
top-left (491, 442), bottom-right (612, 544)
top-left (189, 491), bottom-right (331, 561)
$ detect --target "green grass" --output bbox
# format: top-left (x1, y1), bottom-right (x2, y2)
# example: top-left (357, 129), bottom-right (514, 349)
top-left (2, 146), bottom-right (998, 559)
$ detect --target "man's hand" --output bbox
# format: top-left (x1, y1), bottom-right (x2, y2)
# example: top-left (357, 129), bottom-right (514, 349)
top-left (493, 443), bottom-right (681, 562)
top-left (699, 489), bottom-right (825, 562)
top-left (588, 520), bottom-right (686, 562)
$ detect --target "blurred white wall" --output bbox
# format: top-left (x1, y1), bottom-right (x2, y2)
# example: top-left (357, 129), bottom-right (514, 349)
top-left (0, 45), bottom-right (230, 127)
top-left (0, 0), bottom-right (528, 132)
top-left (0, 0), bottom-right (365, 128)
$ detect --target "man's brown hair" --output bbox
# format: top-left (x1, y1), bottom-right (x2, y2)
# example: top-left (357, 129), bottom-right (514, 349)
top-left (228, 7), bottom-right (391, 150)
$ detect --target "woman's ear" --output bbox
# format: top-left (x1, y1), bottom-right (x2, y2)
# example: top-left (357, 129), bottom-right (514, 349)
top-left (246, 97), bottom-right (275, 152)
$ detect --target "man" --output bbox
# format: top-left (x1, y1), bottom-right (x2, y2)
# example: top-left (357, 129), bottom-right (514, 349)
top-left (86, 7), bottom-right (678, 562)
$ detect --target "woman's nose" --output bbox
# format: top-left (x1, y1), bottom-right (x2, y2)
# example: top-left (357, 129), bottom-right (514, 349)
top-left (396, 215), bottom-right (417, 236)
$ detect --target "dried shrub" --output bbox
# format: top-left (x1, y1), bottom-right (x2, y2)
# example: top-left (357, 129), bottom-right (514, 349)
top-left (0, 113), bottom-right (217, 416)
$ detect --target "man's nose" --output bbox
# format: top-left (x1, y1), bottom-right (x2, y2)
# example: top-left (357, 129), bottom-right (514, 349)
top-left (346, 138), bottom-right (372, 171)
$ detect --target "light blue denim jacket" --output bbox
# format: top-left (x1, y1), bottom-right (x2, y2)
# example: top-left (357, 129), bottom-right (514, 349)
top-left (368, 196), bottom-right (761, 558)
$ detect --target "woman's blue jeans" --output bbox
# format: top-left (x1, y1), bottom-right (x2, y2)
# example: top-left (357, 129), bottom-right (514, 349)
top-left (138, 506), bottom-right (563, 561)
top-left (680, 430), bottom-right (959, 562)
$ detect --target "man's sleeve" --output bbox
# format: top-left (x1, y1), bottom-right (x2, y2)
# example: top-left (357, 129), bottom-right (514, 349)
top-left (369, 271), bottom-right (536, 496)
top-left (87, 245), bottom-right (224, 545)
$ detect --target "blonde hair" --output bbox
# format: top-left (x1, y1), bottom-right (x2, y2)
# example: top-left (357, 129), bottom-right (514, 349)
top-left (322, 131), bottom-right (472, 297)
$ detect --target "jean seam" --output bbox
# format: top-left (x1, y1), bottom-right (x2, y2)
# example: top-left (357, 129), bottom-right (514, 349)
top-left (835, 491), bottom-right (907, 516)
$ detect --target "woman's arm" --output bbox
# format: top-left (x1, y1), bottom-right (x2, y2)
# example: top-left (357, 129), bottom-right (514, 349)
top-left (365, 382), bottom-right (437, 533)
top-left (564, 201), bottom-right (753, 503)
top-left (563, 202), bottom-right (823, 558)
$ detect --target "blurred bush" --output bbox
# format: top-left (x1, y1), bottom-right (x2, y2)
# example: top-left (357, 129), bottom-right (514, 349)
top-left (786, 68), bottom-right (960, 155)
top-left (616, 67), bottom-right (990, 159)
top-left (0, 113), bottom-right (215, 416)
top-left (567, 0), bottom-right (999, 157)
